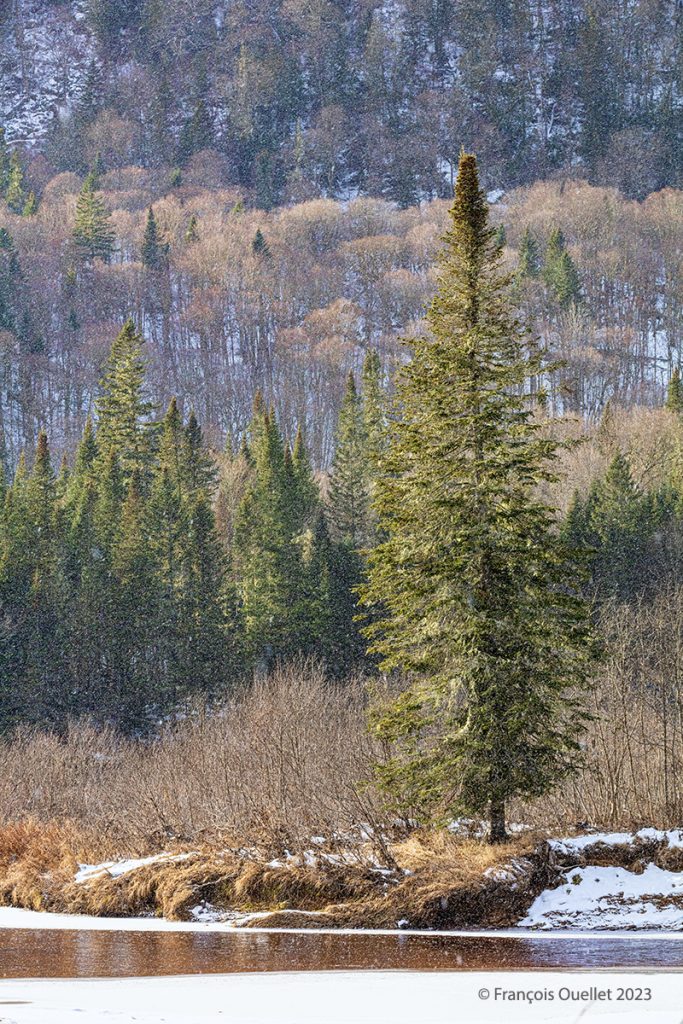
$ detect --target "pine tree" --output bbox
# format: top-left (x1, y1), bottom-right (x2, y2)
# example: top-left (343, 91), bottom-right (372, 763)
top-left (5, 151), bottom-right (25, 213)
top-left (584, 453), bottom-right (655, 600)
top-left (95, 319), bottom-right (154, 481)
top-left (252, 229), bottom-right (271, 260)
top-left (667, 367), bottom-right (683, 414)
top-left (177, 99), bottom-right (214, 165)
top-left (185, 214), bottom-right (199, 243)
top-left (141, 206), bottom-right (168, 269)
top-left (361, 152), bottom-right (595, 842)
top-left (543, 227), bottom-right (581, 308)
top-left (72, 175), bottom-right (115, 263)
top-left (0, 128), bottom-right (9, 192)
top-left (517, 227), bottom-right (540, 278)
top-left (22, 191), bottom-right (37, 217)
top-left (0, 227), bottom-right (20, 332)
top-left (233, 403), bottom-right (303, 667)
top-left (328, 373), bottom-right (369, 548)
top-left (361, 349), bottom-right (385, 479)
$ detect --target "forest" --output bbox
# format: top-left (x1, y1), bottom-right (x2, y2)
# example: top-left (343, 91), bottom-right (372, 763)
top-left (1, 1), bottom-right (681, 206)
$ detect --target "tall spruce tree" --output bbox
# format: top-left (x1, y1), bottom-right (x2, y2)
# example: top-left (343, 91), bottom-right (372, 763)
top-left (543, 227), bottom-right (581, 308)
top-left (517, 227), bottom-right (540, 279)
top-left (141, 206), bottom-right (168, 269)
top-left (4, 151), bottom-right (25, 213)
top-left (95, 319), bottom-right (154, 481)
top-left (328, 373), bottom-right (370, 548)
top-left (361, 153), bottom-right (595, 842)
top-left (72, 174), bottom-right (115, 263)
top-left (667, 367), bottom-right (683, 414)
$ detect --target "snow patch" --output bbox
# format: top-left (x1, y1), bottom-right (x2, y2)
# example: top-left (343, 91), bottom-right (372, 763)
top-left (521, 862), bottom-right (683, 930)
top-left (75, 852), bottom-right (195, 884)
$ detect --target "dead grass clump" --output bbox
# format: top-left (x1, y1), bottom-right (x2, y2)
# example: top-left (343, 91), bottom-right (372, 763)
top-left (61, 853), bottom-right (243, 920)
top-left (0, 819), bottom-right (91, 912)
top-left (232, 860), bottom-right (376, 912)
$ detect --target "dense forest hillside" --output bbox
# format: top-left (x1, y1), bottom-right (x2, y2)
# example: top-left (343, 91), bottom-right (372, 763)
top-left (0, 168), bottom-right (680, 466)
top-left (1, 0), bottom-right (681, 204)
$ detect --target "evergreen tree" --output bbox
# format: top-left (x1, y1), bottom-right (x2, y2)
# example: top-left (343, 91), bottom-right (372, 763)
top-left (22, 191), bottom-right (38, 217)
top-left (0, 128), bottom-right (9, 192)
top-left (361, 153), bottom-right (595, 842)
top-left (233, 403), bottom-right (304, 667)
top-left (328, 373), bottom-right (370, 548)
top-left (5, 151), bottom-right (25, 214)
top-left (252, 228), bottom-right (271, 260)
top-left (177, 98), bottom-right (214, 165)
top-left (95, 319), bottom-right (154, 481)
top-left (517, 227), bottom-right (540, 278)
top-left (72, 175), bottom-right (115, 263)
top-left (667, 367), bottom-right (683, 414)
top-left (581, 453), bottom-right (656, 601)
top-left (543, 228), bottom-right (581, 308)
top-left (0, 227), bottom-right (20, 333)
top-left (185, 214), bottom-right (199, 243)
top-left (141, 206), bottom-right (168, 269)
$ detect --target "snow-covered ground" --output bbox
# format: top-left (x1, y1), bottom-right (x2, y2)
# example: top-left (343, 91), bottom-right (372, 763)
top-left (0, 972), bottom-right (682, 1024)
top-left (522, 863), bottom-right (683, 930)
top-left (523, 831), bottom-right (683, 930)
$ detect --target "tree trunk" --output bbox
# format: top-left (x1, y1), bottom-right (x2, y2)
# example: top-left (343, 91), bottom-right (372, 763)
top-left (489, 799), bottom-right (508, 844)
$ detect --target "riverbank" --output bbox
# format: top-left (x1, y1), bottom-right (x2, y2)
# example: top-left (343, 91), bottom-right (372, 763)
top-left (0, 821), bottom-right (548, 931)
top-left (4, 823), bottom-right (683, 931)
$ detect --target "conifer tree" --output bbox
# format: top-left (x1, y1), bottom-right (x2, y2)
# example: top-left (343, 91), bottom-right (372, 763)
top-left (517, 226), bottom-right (540, 278)
top-left (328, 373), bottom-right (370, 548)
top-left (185, 214), bottom-right (199, 243)
top-left (95, 319), bottom-right (154, 481)
top-left (22, 191), bottom-right (37, 217)
top-left (141, 206), bottom-right (168, 269)
top-left (177, 99), bottom-right (214, 165)
top-left (361, 349), bottom-right (385, 479)
top-left (361, 153), bottom-right (595, 842)
top-left (5, 151), bottom-right (25, 213)
top-left (252, 229), bottom-right (271, 260)
top-left (234, 403), bottom-right (303, 667)
top-left (0, 227), bottom-right (20, 333)
top-left (72, 175), bottom-right (115, 263)
top-left (543, 227), bottom-right (581, 308)
top-left (582, 453), bottom-right (655, 600)
top-left (0, 128), bottom-right (9, 192)
top-left (667, 367), bottom-right (683, 414)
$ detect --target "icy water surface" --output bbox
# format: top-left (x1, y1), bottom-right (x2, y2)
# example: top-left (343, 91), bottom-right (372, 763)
top-left (2, 929), bottom-right (683, 977)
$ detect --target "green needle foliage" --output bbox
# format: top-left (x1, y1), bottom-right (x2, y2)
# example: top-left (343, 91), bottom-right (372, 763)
top-left (72, 173), bottom-right (115, 263)
top-left (361, 152), bottom-right (596, 843)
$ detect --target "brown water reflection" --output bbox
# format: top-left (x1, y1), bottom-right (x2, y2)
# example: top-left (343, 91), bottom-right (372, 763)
top-left (1, 929), bottom-right (683, 977)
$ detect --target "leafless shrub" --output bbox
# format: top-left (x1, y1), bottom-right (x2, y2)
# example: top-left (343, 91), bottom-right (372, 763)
top-left (0, 661), bottom-right (382, 856)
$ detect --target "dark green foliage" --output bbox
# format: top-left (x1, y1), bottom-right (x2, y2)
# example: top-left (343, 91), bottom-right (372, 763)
top-left (361, 153), bottom-right (596, 840)
top-left (667, 367), bottom-right (683, 414)
top-left (185, 214), bottom-right (199, 243)
top-left (141, 207), bottom-right (168, 269)
top-left (0, 129), bottom-right (9, 192)
top-left (562, 453), bottom-right (678, 602)
top-left (0, 330), bottom-right (244, 731)
top-left (252, 229), bottom-right (271, 260)
top-left (517, 227), bottom-right (540, 279)
top-left (95, 319), bottom-right (154, 481)
top-left (543, 228), bottom-right (581, 308)
top-left (5, 152), bottom-right (25, 213)
top-left (72, 175), bottom-right (115, 263)
top-left (177, 99), bottom-right (214, 165)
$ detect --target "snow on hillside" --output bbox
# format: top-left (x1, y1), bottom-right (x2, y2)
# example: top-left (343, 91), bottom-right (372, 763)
top-left (0, 0), bottom-right (94, 145)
